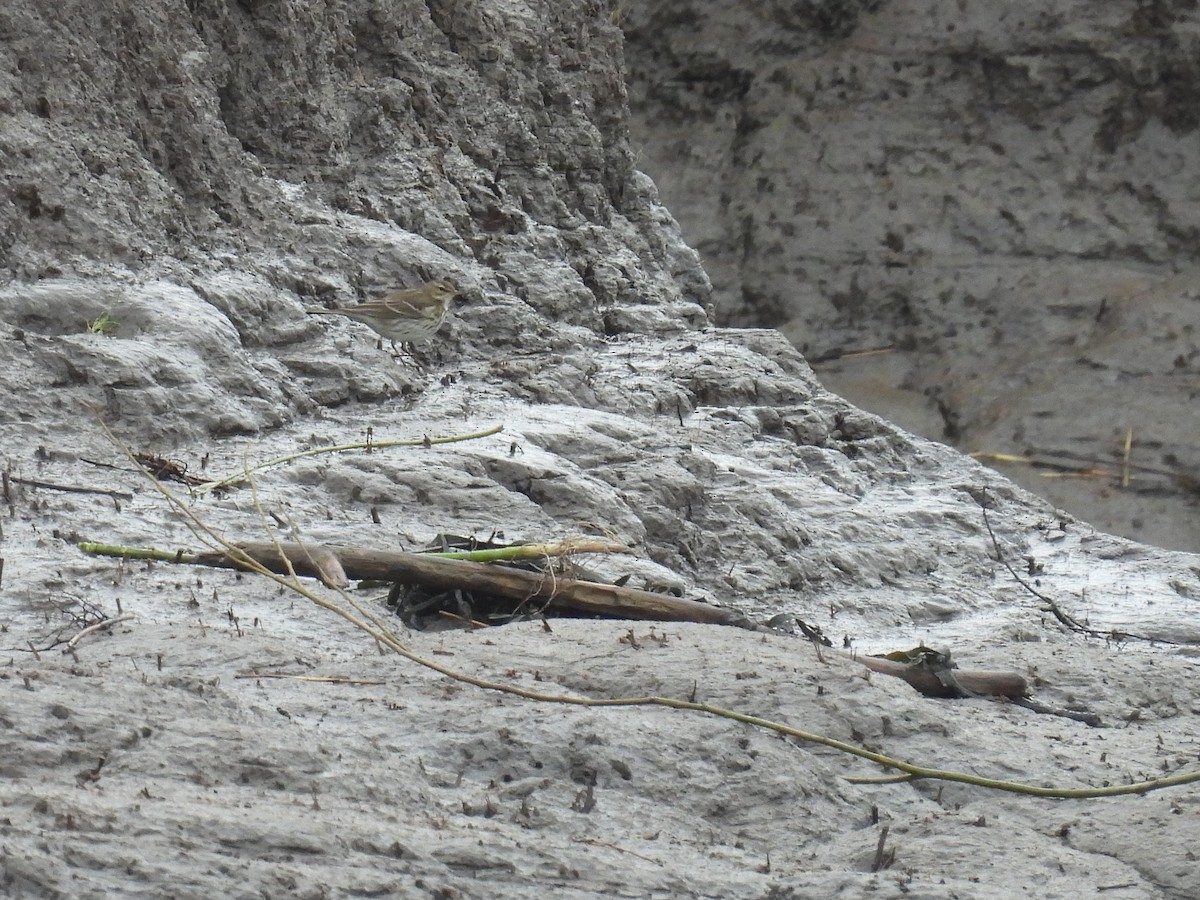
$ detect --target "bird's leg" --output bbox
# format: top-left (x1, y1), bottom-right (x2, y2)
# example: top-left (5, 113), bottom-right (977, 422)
top-left (389, 341), bottom-right (424, 370)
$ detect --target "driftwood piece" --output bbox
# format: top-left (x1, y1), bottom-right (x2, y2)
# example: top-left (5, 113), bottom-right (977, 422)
top-left (860, 654), bottom-right (1029, 700)
top-left (196, 542), bottom-right (753, 627)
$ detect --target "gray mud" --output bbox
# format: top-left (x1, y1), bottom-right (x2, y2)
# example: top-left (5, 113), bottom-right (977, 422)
top-left (2, 2), bottom-right (1199, 898)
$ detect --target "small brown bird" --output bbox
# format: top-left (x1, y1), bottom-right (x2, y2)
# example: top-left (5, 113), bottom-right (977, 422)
top-left (306, 278), bottom-right (458, 351)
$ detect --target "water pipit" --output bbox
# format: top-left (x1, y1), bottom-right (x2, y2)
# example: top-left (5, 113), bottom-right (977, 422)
top-left (306, 278), bottom-right (458, 356)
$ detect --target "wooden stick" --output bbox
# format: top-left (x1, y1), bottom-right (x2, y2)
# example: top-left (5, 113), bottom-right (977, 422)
top-left (62, 614), bottom-right (134, 652)
top-left (859, 654), bottom-right (1028, 700)
top-left (234, 673), bottom-right (385, 685)
top-left (871, 825), bottom-right (893, 872)
top-left (195, 542), bottom-right (753, 627)
top-left (1121, 426), bottom-right (1133, 489)
top-left (7, 475), bottom-right (133, 501)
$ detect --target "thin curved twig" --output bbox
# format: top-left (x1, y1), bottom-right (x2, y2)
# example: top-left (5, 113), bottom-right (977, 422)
top-left (194, 424), bottom-right (505, 493)
top-left (978, 492), bottom-right (1178, 646)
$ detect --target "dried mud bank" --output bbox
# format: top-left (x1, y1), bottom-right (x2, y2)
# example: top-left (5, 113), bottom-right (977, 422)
top-left (2, 1), bottom-right (1200, 898)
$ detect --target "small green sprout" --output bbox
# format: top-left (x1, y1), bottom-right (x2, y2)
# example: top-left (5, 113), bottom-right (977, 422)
top-left (86, 312), bottom-right (119, 336)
